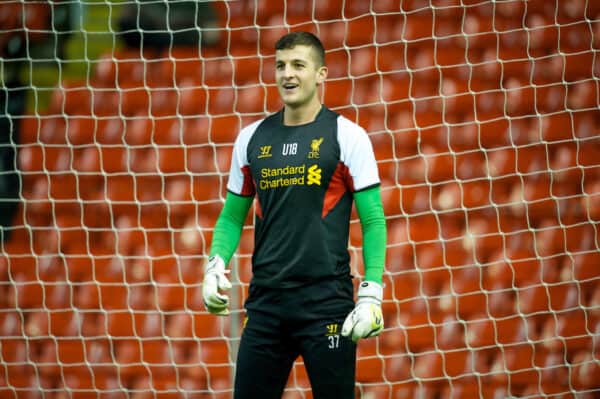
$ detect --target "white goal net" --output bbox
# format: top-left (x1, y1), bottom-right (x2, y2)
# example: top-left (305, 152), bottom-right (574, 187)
top-left (1, 0), bottom-right (599, 398)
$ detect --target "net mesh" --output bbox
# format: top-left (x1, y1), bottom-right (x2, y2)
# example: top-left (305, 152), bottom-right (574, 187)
top-left (1, 0), bottom-right (599, 398)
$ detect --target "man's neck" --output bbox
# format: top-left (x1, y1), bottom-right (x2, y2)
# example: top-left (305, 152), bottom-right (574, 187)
top-left (283, 100), bottom-right (322, 126)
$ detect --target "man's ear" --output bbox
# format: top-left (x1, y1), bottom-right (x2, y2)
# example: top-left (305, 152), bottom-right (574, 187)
top-left (316, 65), bottom-right (328, 85)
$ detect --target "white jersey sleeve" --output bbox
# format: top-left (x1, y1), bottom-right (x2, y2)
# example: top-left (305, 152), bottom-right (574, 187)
top-left (227, 119), bottom-right (263, 196)
top-left (337, 116), bottom-right (380, 192)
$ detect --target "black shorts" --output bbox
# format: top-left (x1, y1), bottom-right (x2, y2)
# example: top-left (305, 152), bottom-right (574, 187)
top-left (234, 277), bottom-right (357, 399)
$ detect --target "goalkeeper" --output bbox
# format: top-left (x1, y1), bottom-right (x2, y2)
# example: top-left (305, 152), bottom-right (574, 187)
top-left (203, 31), bottom-right (387, 399)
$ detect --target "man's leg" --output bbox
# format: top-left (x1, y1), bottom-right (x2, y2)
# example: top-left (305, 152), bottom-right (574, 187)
top-left (297, 317), bottom-right (357, 399)
top-left (234, 310), bottom-right (298, 399)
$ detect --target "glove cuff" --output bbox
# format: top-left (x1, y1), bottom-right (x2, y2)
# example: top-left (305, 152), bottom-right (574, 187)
top-left (357, 281), bottom-right (383, 303)
top-left (205, 254), bottom-right (226, 274)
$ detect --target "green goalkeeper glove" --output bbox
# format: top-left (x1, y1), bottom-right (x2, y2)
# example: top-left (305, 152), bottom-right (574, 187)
top-left (202, 255), bottom-right (232, 316)
top-left (341, 281), bottom-right (384, 342)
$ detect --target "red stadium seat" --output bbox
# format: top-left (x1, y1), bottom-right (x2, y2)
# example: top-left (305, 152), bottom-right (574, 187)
top-left (413, 349), bottom-right (469, 381)
top-left (505, 78), bottom-right (535, 117)
top-left (570, 350), bottom-right (600, 390)
top-left (321, 48), bottom-right (349, 80)
top-left (257, 54), bottom-right (277, 85)
top-left (323, 78), bottom-right (352, 109)
top-left (56, 338), bottom-right (86, 369)
top-left (149, 88), bottom-right (179, 117)
top-left (375, 42), bottom-right (407, 76)
top-left (59, 372), bottom-right (125, 399)
top-left (535, 83), bottom-right (568, 114)
top-left (465, 314), bottom-right (532, 349)
top-left (394, 312), bottom-right (444, 352)
top-left (232, 52), bottom-right (262, 85)
top-left (91, 87), bottom-right (120, 116)
top-left (118, 337), bottom-right (182, 379)
top-left (236, 85), bottom-right (268, 114)
top-left (162, 48), bottom-right (203, 83)
top-left (49, 82), bottom-right (92, 117)
top-left (121, 86), bottom-right (150, 116)
top-left (18, 114), bottom-right (42, 145)
top-left (185, 145), bottom-right (219, 175)
top-left (11, 274), bottom-right (43, 310)
top-left (533, 112), bottom-right (573, 142)
top-left (486, 285), bottom-right (515, 318)
top-left (560, 20), bottom-right (594, 52)
top-left (206, 86), bottom-right (236, 115)
top-left (106, 311), bottom-right (141, 338)
top-left (563, 50), bottom-right (596, 81)
top-left (154, 274), bottom-right (185, 311)
top-left (356, 350), bottom-right (385, 382)
top-left (484, 246), bottom-right (544, 288)
top-left (96, 116), bottom-right (126, 144)
top-left (516, 282), bottom-right (573, 316)
top-left (208, 115), bottom-right (240, 144)
top-left (567, 80), bottom-right (598, 111)
top-left (434, 315), bottom-right (467, 350)
top-left (164, 177), bottom-right (195, 218)
top-left (157, 146), bottom-right (186, 174)
top-left (537, 349), bottom-right (570, 386)
top-left (83, 338), bottom-right (117, 377)
top-left (435, 180), bottom-right (490, 213)
top-left (561, 250), bottom-right (600, 286)
top-left (172, 116), bottom-right (210, 146)
top-left (488, 142), bottom-right (548, 179)
top-left (0, 312), bottom-right (22, 338)
top-left (490, 344), bottom-right (539, 385)
top-left (582, 180), bottom-right (600, 220)
top-left (349, 47), bottom-right (376, 78)
top-left (187, 339), bottom-right (233, 381)
top-left (440, 382), bottom-right (499, 399)
top-left (439, 79), bottom-right (473, 115)
top-left (526, 14), bottom-right (559, 52)
top-left (0, 2), bottom-right (22, 31)
top-left (438, 269), bottom-right (487, 318)
top-left (551, 143), bottom-right (595, 184)
top-left (463, 14), bottom-right (498, 49)
top-left (37, 115), bottom-right (67, 144)
top-left (540, 312), bottom-right (594, 354)
top-left (178, 80), bottom-right (208, 116)
top-left (383, 353), bottom-right (412, 383)
top-left (1, 337), bottom-right (30, 373)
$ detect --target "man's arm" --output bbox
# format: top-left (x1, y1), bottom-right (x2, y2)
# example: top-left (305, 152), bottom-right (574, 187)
top-left (209, 191), bottom-right (254, 263)
top-left (354, 185), bottom-right (386, 283)
top-left (342, 185), bottom-right (386, 341)
top-left (203, 191), bottom-right (253, 315)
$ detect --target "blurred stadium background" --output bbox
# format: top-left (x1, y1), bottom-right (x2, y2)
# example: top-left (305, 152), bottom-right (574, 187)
top-left (0, 0), bottom-right (599, 398)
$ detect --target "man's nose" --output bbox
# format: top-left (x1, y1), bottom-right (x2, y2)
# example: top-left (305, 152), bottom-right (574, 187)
top-left (282, 64), bottom-right (294, 77)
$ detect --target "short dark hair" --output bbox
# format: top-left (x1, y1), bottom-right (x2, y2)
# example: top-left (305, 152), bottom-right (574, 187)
top-left (275, 31), bottom-right (325, 66)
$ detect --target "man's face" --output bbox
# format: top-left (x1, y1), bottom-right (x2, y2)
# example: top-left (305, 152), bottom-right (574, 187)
top-left (275, 45), bottom-right (327, 108)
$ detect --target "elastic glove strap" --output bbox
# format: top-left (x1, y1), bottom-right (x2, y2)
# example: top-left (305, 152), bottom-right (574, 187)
top-left (357, 281), bottom-right (383, 303)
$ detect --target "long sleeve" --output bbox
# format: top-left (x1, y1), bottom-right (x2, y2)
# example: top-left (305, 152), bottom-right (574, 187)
top-left (209, 191), bottom-right (253, 264)
top-left (354, 185), bottom-right (387, 283)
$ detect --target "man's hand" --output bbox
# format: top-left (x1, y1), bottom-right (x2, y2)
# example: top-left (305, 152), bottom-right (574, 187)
top-left (202, 255), bottom-right (232, 316)
top-left (342, 281), bottom-right (384, 342)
